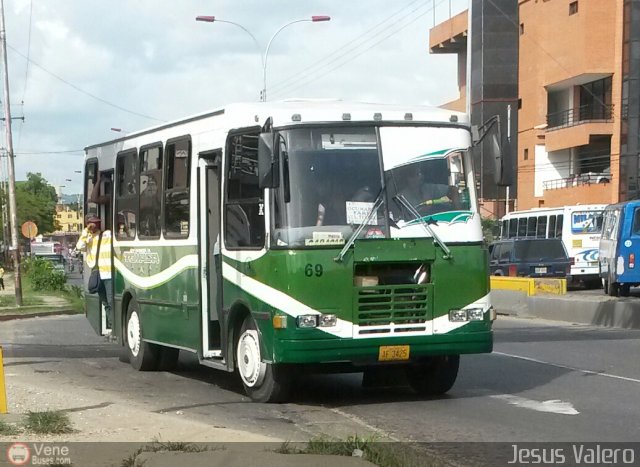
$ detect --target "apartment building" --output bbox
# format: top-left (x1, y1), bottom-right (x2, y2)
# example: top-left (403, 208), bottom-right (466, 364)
top-left (431, 0), bottom-right (640, 213)
top-left (518, 0), bottom-right (625, 209)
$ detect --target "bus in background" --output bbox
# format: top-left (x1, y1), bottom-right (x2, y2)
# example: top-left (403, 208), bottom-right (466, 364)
top-left (599, 200), bottom-right (640, 297)
top-left (499, 204), bottom-right (606, 288)
top-left (82, 100), bottom-right (497, 402)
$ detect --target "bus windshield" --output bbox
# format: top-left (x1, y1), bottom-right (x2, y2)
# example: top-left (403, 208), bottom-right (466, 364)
top-left (271, 125), bottom-right (473, 247)
top-left (271, 126), bottom-right (383, 247)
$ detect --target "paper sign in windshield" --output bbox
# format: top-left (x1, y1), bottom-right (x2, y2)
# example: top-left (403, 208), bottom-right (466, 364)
top-left (346, 201), bottom-right (376, 225)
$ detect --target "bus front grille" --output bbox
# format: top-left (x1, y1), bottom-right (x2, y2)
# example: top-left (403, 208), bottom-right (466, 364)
top-left (355, 285), bottom-right (429, 335)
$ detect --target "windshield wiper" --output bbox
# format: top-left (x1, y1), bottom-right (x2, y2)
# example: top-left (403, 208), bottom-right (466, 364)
top-left (394, 195), bottom-right (453, 259)
top-left (334, 191), bottom-right (384, 263)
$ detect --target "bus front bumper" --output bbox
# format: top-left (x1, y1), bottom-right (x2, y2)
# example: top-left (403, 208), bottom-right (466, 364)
top-left (273, 330), bottom-right (493, 365)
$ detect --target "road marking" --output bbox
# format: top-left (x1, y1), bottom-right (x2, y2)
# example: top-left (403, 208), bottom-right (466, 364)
top-left (328, 407), bottom-right (402, 441)
top-left (494, 351), bottom-right (640, 384)
top-left (490, 394), bottom-right (579, 415)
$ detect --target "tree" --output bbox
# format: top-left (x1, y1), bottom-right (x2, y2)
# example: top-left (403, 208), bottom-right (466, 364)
top-left (0, 173), bottom-right (60, 239)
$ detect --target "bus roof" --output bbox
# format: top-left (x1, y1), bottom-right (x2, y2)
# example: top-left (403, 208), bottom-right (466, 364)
top-left (84, 99), bottom-right (469, 151)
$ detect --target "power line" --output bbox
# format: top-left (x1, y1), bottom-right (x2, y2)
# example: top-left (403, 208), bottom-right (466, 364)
top-left (267, 0), bottom-right (428, 95)
top-left (6, 44), bottom-right (166, 123)
top-left (270, 0), bottom-right (448, 99)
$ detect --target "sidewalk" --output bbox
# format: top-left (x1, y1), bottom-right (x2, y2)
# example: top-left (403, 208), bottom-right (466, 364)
top-left (0, 273), bottom-right (77, 320)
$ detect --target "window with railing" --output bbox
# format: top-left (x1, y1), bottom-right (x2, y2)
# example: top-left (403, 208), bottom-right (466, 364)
top-left (547, 77), bottom-right (613, 129)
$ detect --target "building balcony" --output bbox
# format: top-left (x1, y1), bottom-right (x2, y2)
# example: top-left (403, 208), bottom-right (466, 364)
top-left (429, 9), bottom-right (468, 54)
top-left (544, 105), bottom-right (614, 152)
top-left (540, 178), bottom-right (612, 207)
top-left (542, 172), bottom-right (610, 191)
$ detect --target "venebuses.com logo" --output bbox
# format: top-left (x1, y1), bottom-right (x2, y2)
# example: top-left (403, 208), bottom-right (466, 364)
top-left (6, 443), bottom-right (30, 466)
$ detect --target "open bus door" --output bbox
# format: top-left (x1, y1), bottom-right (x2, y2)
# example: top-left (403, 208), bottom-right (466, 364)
top-left (84, 167), bottom-right (114, 336)
top-left (198, 153), bottom-right (225, 360)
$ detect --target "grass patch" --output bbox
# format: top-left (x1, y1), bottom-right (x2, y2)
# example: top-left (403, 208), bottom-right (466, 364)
top-left (0, 295), bottom-right (44, 307)
top-left (277, 435), bottom-right (432, 467)
top-left (0, 419), bottom-right (20, 435)
top-left (121, 440), bottom-right (216, 467)
top-left (24, 410), bottom-right (74, 434)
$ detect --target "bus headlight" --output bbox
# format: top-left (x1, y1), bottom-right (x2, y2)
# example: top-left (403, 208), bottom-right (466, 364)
top-left (318, 314), bottom-right (337, 327)
top-left (467, 308), bottom-right (485, 321)
top-left (449, 310), bottom-right (467, 322)
top-left (297, 315), bottom-right (318, 328)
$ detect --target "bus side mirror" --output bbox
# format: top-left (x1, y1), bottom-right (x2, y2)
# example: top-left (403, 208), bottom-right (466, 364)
top-left (490, 134), bottom-right (506, 185)
top-left (258, 132), bottom-right (279, 189)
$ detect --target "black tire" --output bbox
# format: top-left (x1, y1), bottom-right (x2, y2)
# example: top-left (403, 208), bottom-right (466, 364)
top-left (236, 315), bottom-right (291, 403)
top-left (620, 284), bottom-right (631, 297)
top-left (405, 355), bottom-right (460, 395)
top-left (607, 273), bottom-right (620, 297)
top-left (157, 347), bottom-right (180, 371)
top-left (125, 300), bottom-right (161, 371)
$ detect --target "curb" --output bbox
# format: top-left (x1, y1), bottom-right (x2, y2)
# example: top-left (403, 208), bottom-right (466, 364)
top-left (492, 289), bottom-right (640, 329)
top-left (0, 309), bottom-right (80, 321)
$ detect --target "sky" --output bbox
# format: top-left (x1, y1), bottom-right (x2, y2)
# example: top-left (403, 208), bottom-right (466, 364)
top-left (1, 0), bottom-right (468, 195)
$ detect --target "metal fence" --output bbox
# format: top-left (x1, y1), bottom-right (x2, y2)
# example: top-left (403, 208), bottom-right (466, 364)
top-left (547, 104), bottom-right (613, 129)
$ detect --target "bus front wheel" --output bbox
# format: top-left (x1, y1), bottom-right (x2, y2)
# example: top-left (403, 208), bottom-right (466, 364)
top-left (236, 315), bottom-right (291, 403)
top-left (405, 355), bottom-right (459, 395)
top-left (125, 301), bottom-right (161, 371)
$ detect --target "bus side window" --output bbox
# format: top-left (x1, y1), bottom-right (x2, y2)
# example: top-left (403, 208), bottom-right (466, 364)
top-left (224, 131), bottom-right (264, 249)
top-left (164, 138), bottom-right (191, 239)
top-left (139, 145), bottom-right (163, 239)
top-left (549, 215), bottom-right (556, 238)
top-left (556, 215), bottom-right (564, 238)
top-left (518, 218), bottom-right (527, 238)
top-left (527, 217), bottom-right (537, 237)
top-left (537, 216), bottom-right (547, 238)
top-left (509, 218), bottom-right (517, 238)
top-left (115, 150), bottom-right (138, 239)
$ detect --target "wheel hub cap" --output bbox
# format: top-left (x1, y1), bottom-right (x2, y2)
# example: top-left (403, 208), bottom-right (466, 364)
top-left (127, 311), bottom-right (141, 357)
top-left (237, 329), bottom-right (266, 388)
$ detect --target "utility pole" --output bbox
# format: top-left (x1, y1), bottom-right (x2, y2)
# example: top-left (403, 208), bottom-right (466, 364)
top-left (0, 0), bottom-right (22, 306)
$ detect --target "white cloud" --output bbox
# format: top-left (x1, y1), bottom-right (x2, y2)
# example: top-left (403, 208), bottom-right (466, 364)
top-left (1, 0), bottom-right (469, 194)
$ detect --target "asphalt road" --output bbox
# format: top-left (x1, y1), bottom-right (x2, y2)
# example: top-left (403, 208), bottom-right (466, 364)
top-left (1, 315), bottom-right (639, 457)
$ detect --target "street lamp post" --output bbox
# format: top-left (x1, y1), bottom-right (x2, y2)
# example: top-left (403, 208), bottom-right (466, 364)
top-left (196, 15), bottom-right (330, 102)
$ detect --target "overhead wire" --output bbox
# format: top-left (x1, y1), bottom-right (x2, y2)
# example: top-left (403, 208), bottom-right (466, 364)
top-left (7, 44), bottom-right (166, 123)
top-left (15, 0), bottom-right (32, 152)
top-left (269, 0), bottom-right (449, 99)
top-left (266, 0), bottom-right (429, 96)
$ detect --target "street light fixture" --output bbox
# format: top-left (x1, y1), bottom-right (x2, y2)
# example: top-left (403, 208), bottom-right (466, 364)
top-left (196, 15), bottom-right (331, 102)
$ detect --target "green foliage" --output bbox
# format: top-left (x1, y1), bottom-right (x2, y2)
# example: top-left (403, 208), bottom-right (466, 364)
top-left (0, 419), bottom-right (20, 435)
top-left (24, 410), bottom-right (74, 434)
top-left (22, 256), bottom-right (67, 292)
top-left (0, 172), bottom-right (59, 240)
top-left (481, 217), bottom-right (500, 243)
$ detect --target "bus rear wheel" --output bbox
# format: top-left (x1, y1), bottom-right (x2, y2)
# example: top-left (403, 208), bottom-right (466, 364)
top-left (405, 355), bottom-right (459, 396)
top-left (236, 315), bottom-right (291, 403)
top-left (125, 301), bottom-right (161, 371)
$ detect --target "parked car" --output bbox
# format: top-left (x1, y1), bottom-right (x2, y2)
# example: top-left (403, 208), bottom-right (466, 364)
top-left (599, 200), bottom-right (640, 296)
top-left (489, 238), bottom-right (571, 278)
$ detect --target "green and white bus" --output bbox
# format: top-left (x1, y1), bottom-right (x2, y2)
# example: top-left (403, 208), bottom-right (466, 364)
top-left (82, 100), bottom-right (495, 402)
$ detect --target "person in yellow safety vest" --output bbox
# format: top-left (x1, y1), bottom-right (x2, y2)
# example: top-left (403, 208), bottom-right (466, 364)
top-left (76, 216), bottom-right (113, 329)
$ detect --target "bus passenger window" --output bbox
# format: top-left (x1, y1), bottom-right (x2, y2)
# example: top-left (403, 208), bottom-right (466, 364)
top-left (556, 215), bottom-right (563, 238)
top-left (164, 138), bottom-right (191, 239)
top-left (225, 131), bottom-right (264, 248)
top-left (139, 145), bottom-right (163, 239)
top-left (509, 219), bottom-right (517, 238)
top-left (537, 216), bottom-right (547, 238)
top-left (115, 150), bottom-right (138, 239)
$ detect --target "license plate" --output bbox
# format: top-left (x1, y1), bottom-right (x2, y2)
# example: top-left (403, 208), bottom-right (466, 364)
top-left (378, 345), bottom-right (410, 361)
top-left (535, 267), bottom-right (547, 274)
top-left (589, 261), bottom-right (598, 266)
